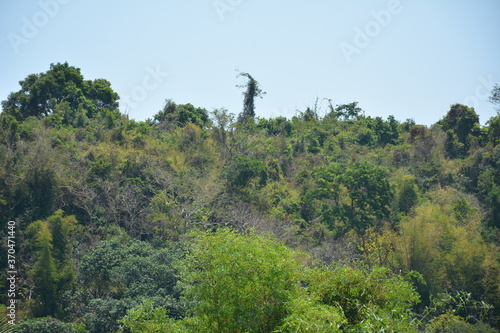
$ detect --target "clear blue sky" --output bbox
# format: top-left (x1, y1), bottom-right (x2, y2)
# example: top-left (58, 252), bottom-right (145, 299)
top-left (1, 0), bottom-right (499, 126)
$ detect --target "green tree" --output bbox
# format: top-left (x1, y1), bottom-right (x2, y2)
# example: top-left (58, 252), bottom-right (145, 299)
top-left (306, 265), bottom-right (420, 332)
top-left (28, 221), bottom-right (58, 317)
top-left (176, 103), bottom-right (209, 128)
top-left (372, 115), bottom-right (400, 146)
top-left (121, 231), bottom-right (426, 332)
top-left (276, 298), bottom-right (345, 333)
top-left (27, 211), bottom-right (78, 318)
top-left (342, 161), bottom-right (392, 232)
top-left (1, 62), bottom-right (119, 123)
top-left (0, 114), bottom-right (19, 148)
top-left (83, 298), bottom-right (137, 333)
top-left (48, 210), bottom-right (76, 264)
top-left (486, 113), bottom-right (500, 146)
top-left (305, 162), bottom-right (392, 234)
top-left (438, 104), bottom-right (481, 158)
top-left (175, 229), bottom-right (302, 332)
top-left (210, 108), bottom-right (235, 157)
top-left (79, 233), bottom-right (181, 301)
top-left (154, 99), bottom-right (209, 128)
top-left (47, 211), bottom-right (77, 315)
top-left (257, 116), bottom-right (292, 137)
top-left (472, 145), bottom-right (500, 228)
top-left (331, 101), bottom-right (363, 121)
top-left (77, 232), bottom-right (184, 332)
top-left (391, 188), bottom-right (498, 310)
top-left (396, 175), bottom-right (420, 214)
top-left (303, 163), bottom-right (343, 230)
top-left (236, 71), bottom-right (266, 123)
top-left (119, 300), bottom-right (179, 333)
top-left (26, 166), bottom-right (58, 220)
top-left (426, 313), bottom-right (498, 333)
top-left (224, 156), bottom-right (268, 189)
top-left (478, 167), bottom-right (500, 228)
top-left (15, 317), bottom-right (86, 333)
top-left (445, 129), bottom-right (466, 159)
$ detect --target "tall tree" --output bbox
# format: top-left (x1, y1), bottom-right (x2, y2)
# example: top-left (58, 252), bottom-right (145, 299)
top-left (342, 162), bottom-right (393, 232)
top-left (236, 71), bottom-right (265, 123)
top-left (1, 62), bottom-right (119, 123)
top-left (27, 211), bottom-right (78, 318)
top-left (438, 104), bottom-right (480, 157)
top-left (28, 221), bottom-right (58, 317)
top-left (47, 211), bottom-right (77, 309)
top-left (176, 229), bottom-right (301, 332)
top-left (306, 162), bottom-right (392, 235)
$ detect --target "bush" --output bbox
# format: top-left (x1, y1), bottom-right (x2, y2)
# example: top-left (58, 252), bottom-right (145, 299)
top-left (15, 317), bottom-right (86, 333)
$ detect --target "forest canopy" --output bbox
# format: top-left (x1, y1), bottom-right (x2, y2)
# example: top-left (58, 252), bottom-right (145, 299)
top-left (1, 63), bottom-right (500, 332)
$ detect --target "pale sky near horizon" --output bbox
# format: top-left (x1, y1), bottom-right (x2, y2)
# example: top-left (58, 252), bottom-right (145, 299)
top-left (1, 0), bottom-right (499, 126)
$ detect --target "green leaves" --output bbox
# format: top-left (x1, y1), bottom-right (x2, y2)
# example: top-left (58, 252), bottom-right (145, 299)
top-left (154, 99), bottom-right (209, 129)
top-left (1, 62), bottom-right (120, 124)
top-left (306, 161), bottom-right (392, 234)
top-left (30, 221), bottom-right (58, 317)
top-left (178, 229), bottom-right (301, 332)
top-left (236, 71), bottom-right (266, 123)
top-left (342, 161), bottom-right (392, 226)
top-left (123, 230), bottom-right (421, 332)
top-left (79, 234), bottom-right (181, 301)
top-left (277, 298), bottom-right (345, 332)
top-left (119, 300), bottom-right (176, 333)
top-left (14, 317), bottom-right (86, 333)
top-left (438, 104), bottom-right (481, 158)
top-left (305, 265), bottom-right (420, 332)
top-left (78, 235), bottom-right (185, 332)
top-left (224, 156), bottom-right (268, 189)
top-left (389, 187), bottom-right (499, 313)
top-left (2, 64), bottom-right (500, 331)
top-left (27, 211), bottom-right (77, 317)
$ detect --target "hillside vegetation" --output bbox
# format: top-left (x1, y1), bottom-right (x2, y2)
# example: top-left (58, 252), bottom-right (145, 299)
top-left (1, 63), bottom-right (500, 332)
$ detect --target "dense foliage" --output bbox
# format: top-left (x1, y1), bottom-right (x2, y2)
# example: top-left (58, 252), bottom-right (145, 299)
top-left (1, 63), bottom-right (500, 332)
